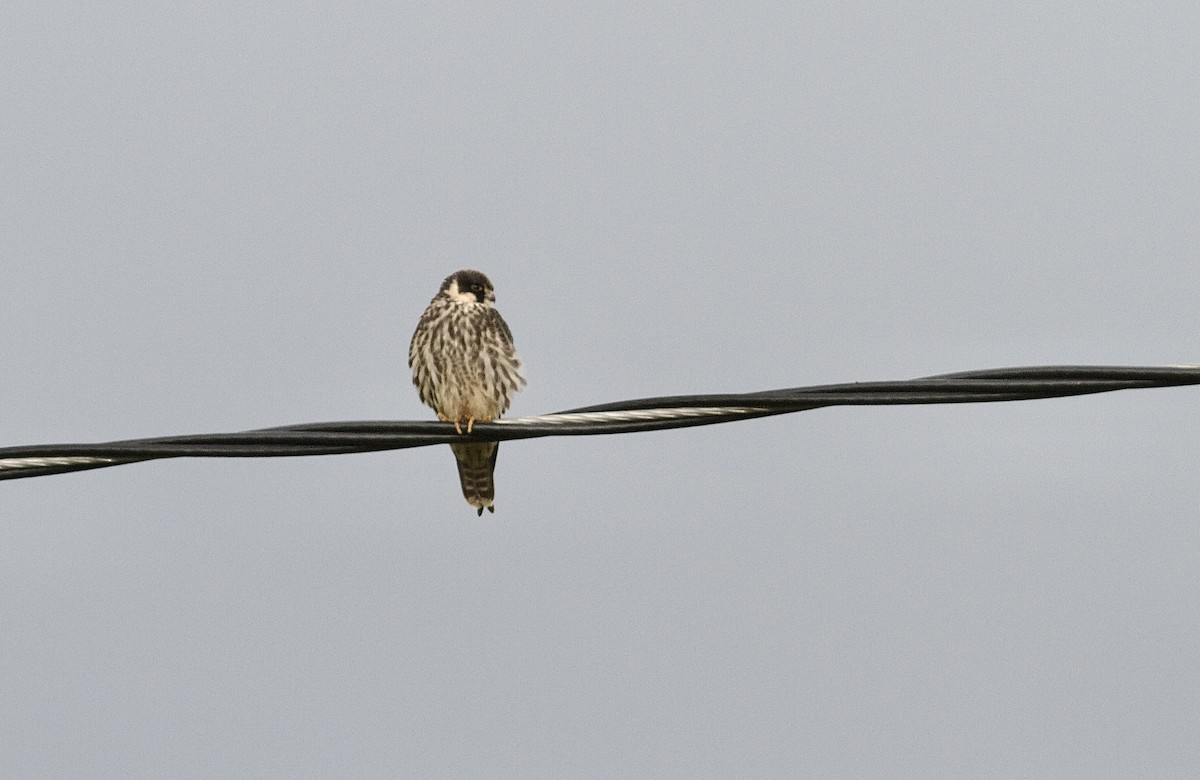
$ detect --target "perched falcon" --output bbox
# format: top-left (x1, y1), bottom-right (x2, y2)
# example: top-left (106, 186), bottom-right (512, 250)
top-left (408, 270), bottom-right (525, 515)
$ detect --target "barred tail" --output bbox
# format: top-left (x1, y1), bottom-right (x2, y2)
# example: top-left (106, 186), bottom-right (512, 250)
top-left (449, 441), bottom-right (499, 516)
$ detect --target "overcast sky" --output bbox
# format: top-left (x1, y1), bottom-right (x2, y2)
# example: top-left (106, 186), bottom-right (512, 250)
top-left (3, 3), bottom-right (1200, 778)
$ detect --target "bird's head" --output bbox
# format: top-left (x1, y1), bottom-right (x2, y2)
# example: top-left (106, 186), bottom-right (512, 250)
top-left (442, 269), bottom-right (496, 305)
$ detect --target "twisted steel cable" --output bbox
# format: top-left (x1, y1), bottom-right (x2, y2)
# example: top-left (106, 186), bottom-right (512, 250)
top-left (1, 365), bottom-right (1197, 481)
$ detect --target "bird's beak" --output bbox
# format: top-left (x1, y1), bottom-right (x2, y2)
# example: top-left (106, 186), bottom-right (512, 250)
top-left (485, 290), bottom-right (496, 303)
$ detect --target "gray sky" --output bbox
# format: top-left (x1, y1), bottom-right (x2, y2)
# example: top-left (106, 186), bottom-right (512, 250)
top-left (3, 3), bottom-right (1200, 777)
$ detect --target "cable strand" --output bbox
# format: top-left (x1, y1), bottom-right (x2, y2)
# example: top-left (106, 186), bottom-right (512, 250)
top-left (1, 364), bottom-right (1196, 481)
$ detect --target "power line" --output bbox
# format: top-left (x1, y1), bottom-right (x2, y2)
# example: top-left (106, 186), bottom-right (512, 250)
top-left (2, 364), bottom-right (1197, 481)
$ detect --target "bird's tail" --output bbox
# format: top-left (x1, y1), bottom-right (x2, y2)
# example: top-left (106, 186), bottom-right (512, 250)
top-left (449, 441), bottom-right (499, 516)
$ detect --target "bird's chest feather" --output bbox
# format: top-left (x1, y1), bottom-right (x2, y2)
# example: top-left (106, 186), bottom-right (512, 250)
top-left (416, 305), bottom-right (517, 419)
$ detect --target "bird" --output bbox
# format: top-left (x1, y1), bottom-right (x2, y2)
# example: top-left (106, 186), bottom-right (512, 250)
top-left (408, 269), bottom-right (525, 515)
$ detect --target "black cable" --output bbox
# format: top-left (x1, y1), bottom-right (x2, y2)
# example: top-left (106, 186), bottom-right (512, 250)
top-left (2, 364), bottom-right (1196, 481)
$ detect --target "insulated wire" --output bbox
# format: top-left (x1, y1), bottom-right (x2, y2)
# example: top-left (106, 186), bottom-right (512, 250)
top-left (1, 364), bottom-right (1196, 481)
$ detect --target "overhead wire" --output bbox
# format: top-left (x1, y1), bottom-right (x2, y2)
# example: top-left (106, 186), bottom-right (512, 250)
top-left (1, 364), bottom-right (1197, 481)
